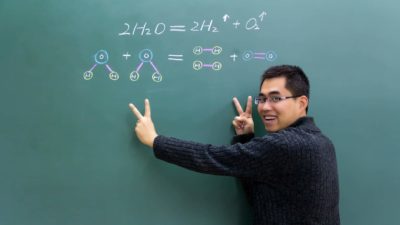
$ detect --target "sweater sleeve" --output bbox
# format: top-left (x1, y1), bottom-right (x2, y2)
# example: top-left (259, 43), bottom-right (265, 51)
top-left (231, 133), bottom-right (255, 144)
top-left (153, 134), bottom-right (285, 179)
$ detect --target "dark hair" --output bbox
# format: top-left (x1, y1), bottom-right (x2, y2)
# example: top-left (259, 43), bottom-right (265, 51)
top-left (260, 65), bottom-right (310, 111)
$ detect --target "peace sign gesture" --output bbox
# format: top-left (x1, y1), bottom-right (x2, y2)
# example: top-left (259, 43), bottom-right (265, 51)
top-left (129, 99), bottom-right (158, 148)
top-left (232, 96), bottom-right (254, 135)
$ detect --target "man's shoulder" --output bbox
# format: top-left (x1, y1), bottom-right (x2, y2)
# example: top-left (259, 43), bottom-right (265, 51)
top-left (272, 120), bottom-right (333, 150)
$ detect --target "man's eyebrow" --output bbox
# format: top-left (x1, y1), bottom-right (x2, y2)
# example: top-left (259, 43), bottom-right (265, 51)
top-left (268, 91), bottom-right (281, 95)
top-left (258, 91), bottom-right (281, 96)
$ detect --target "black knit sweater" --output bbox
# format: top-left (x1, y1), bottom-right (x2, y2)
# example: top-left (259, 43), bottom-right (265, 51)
top-left (153, 117), bottom-right (340, 225)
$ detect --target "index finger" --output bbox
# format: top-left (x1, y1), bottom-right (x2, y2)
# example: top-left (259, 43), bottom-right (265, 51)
top-left (233, 97), bottom-right (244, 115)
top-left (245, 96), bottom-right (253, 114)
top-left (144, 99), bottom-right (151, 118)
top-left (129, 103), bottom-right (144, 120)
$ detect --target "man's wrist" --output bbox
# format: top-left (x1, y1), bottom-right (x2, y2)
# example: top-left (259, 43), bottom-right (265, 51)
top-left (231, 133), bottom-right (254, 144)
top-left (148, 134), bottom-right (158, 148)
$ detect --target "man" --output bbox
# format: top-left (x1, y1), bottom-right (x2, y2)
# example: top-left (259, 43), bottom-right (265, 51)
top-left (129, 65), bottom-right (340, 225)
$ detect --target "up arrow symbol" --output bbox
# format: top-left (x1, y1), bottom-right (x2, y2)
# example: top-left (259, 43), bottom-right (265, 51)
top-left (223, 14), bottom-right (230, 22)
top-left (259, 11), bottom-right (267, 21)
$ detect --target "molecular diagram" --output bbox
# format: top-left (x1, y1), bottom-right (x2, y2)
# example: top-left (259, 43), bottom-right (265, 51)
top-left (192, 46), bottom-right (223, 71)
top-left (241, 50), bottom-right (277, 62)
top-left (129, 49), bottom-right (162, 82)
top-left (83, 50), bottom-right (119, 80)
top-left (83, 47), bottom-right (277, 83)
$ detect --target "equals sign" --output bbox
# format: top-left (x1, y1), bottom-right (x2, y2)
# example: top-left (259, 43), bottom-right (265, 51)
top-left (168, 54), bottom-right (184, 61)
top-left (169, 25), bottom-right (186, 32)
top-left (254, 52), bottom-right (266, 60)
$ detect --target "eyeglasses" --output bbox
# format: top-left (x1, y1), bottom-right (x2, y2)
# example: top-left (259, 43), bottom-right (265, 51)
top-left (254, 95), bottom-right (300, 105)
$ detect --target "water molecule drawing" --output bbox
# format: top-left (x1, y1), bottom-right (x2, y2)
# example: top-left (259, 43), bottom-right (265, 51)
top-left (83, 50), bottom-right (119, 81)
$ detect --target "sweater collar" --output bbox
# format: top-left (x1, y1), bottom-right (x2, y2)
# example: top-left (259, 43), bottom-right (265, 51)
top-left (289, 116), bottom-right (320, 132)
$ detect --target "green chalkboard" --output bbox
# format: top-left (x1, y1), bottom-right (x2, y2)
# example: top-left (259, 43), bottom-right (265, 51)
top-left (1, 0), bottom-right (399, 224)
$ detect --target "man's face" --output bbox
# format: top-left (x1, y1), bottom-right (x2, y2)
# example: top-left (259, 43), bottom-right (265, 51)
top-left (257, 77), bottom-right (307, 132)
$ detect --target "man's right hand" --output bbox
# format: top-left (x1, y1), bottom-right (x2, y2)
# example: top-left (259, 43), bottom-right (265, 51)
top-left (232, 96), bottom-right (254, 135)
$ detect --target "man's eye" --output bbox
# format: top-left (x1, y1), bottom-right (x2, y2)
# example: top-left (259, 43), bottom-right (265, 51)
top-left (271, 96), bottom-right (282, 102)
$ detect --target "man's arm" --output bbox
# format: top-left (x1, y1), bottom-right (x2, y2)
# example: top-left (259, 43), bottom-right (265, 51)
top-left (128, 98), bottom-right (282, 178)
top-left (152, 134), bottom-right (282, 178)
top-left (129, 97), bottom-right (255, 148)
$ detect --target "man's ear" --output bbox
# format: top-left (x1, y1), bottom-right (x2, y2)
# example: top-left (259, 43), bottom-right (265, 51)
top-left (298, 96), bottom-right (309, 112)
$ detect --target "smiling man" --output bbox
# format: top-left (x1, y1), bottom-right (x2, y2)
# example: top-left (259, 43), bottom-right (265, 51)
top-left (129, 65), bottom-right (340, 225)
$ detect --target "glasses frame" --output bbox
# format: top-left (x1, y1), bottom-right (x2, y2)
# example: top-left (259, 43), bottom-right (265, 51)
top-left (254, 95), bottom-right (301, 105)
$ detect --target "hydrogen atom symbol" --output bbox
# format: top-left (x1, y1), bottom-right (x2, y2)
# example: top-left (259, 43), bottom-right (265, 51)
top-left (193, 46), bottom-right (203, 55)
top-left (193, 60), bottom-right (203, 70)
top-left (152, 73), bottom-right (162, 82)
top-left (83, 71), bottom-right (93, 80)
top-left (212, 61), bottom-right (222, 71)
top-left (130, 71), bottom-right (140, 81)
top-left (212, 46), bottom-right (223, 55)
top-left (109, 71), bottom-right (119, 81)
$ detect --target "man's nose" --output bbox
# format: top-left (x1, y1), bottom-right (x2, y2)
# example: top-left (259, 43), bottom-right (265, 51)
top-left (260, 101), bottom-right (273, 111)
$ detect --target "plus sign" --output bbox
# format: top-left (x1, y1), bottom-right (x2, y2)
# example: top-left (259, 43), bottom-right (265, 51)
top-left (232, 20), bottom-right (240, 28)
top-left (230, 54), bottom-right (238, 62)
top-left (122, 52), bottom-right (131, 60)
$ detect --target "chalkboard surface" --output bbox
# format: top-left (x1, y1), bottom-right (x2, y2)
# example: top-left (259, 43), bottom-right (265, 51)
top-left (1, 0), bottom-right (399, 225)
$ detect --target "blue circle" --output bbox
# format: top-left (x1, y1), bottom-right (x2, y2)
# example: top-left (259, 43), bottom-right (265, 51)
top-left (242, 51), bottom-right (253, 61)
top-left (139, 49), bottom-right (153, 62)
top-left (265, 51), bottom-right (277, 62)
top-left (94, 50), bottom-right (109, 65)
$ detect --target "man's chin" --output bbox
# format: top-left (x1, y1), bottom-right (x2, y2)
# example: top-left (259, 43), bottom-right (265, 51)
top-left (265, 125), bottom-right (279, 133)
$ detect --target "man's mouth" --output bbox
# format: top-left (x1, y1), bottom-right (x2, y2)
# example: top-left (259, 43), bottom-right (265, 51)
top-left (263, 116), bottom-right (277, 124)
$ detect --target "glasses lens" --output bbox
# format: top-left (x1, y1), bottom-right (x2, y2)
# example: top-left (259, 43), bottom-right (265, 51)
top-left (255, 96), bottom-right (265, 104)
top-left (270, 96), bottom-right (282, 103)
